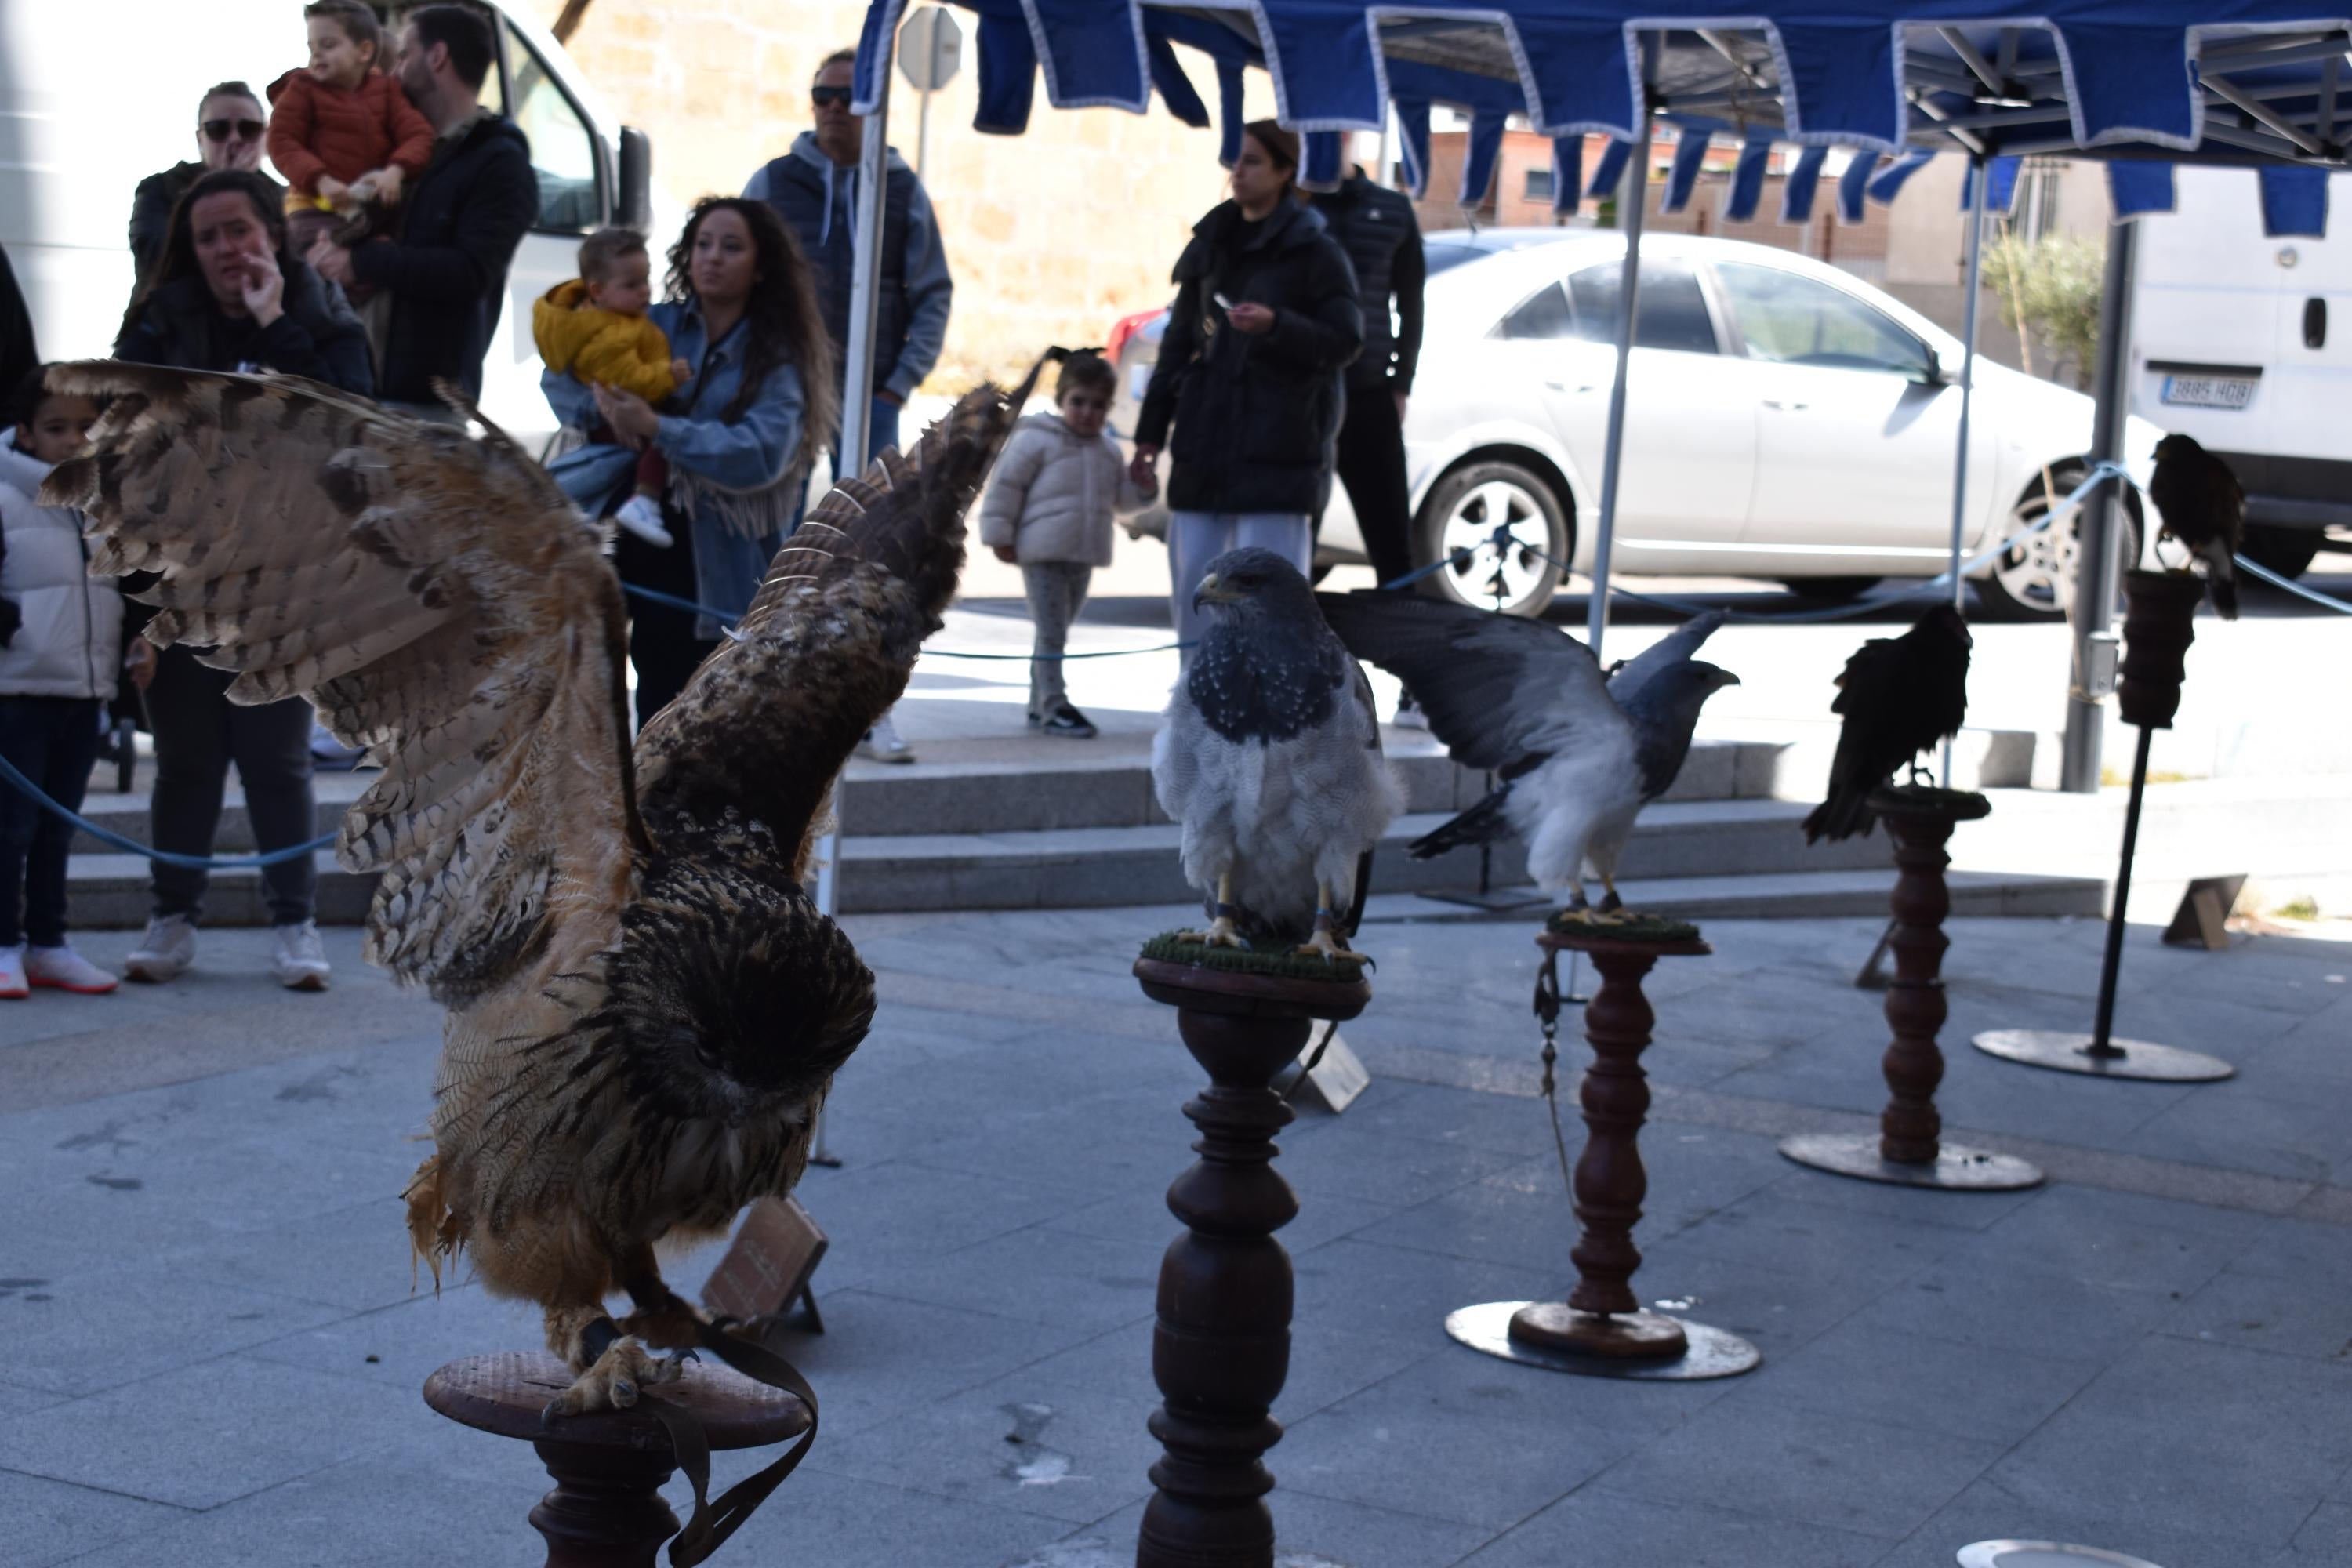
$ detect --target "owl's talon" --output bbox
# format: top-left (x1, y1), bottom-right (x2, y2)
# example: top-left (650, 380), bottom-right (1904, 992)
top-left (546, 1334), bottom-right (680, 1417)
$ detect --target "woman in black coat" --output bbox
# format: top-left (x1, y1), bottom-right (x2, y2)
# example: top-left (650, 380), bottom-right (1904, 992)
top-left (110, 169), bottom-right (372, 992)
top-left (118, 169), bottom-right (374, 392)
top-left (1131, 120), bottom-right (1362, 655)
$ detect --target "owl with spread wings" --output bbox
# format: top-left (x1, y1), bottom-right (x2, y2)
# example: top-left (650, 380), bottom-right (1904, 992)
top-left (43, 361), bottom-right (1032, 1417)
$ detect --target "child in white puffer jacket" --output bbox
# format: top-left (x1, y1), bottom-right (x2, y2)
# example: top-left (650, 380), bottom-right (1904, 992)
top-left (0, 367), bottom-right (125, 996)
top-left (976, 352), bottom-right (1156, 738)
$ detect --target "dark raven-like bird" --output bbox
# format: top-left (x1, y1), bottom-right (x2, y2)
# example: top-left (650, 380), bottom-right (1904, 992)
top-left (1802, 604), bottom-right (1973, 844)
top-left (2148, 433), bottom-right (2242, 619)
top-left (1316, 593), bottom-right (1737, 915)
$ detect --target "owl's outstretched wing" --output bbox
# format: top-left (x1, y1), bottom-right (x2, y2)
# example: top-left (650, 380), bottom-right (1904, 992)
top-left (42, 363), bottom-right (640, 999)
top-left (633, 367), bottom-right (1046, 874)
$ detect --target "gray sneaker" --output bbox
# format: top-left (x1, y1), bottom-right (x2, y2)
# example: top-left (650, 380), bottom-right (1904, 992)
top-left (271, 920), bottom-right (332, 992)
top-left (125, 915), bottom-right (197, 983)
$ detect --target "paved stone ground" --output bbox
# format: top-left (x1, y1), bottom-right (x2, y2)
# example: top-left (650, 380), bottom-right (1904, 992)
top-left (2, 906), bottom-right (2349, 1567)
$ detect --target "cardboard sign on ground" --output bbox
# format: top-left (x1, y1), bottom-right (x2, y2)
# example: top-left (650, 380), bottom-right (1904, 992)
top-left (702, 1195), bottom-right (829, 1335)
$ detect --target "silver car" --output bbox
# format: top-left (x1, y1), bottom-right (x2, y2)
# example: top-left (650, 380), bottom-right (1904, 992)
top-left (1109, 227), bottom-right (2161, 619)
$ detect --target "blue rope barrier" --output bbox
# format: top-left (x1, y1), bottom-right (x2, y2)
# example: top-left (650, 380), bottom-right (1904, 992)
top-left (2235, 552), bottom-right (2352, 615)
top-left (19, 463), bottom-right (2165, 873)
top-left (0, 750), bottom-right (334, 870)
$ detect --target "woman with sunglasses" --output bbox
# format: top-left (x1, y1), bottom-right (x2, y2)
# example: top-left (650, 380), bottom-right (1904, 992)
top-left (129, 82), bottom-right (285, 284)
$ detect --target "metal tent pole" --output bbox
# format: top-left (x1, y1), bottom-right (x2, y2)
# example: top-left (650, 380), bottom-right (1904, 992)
top-left (2060, 218), bottom-right (2139, 793)
top-left (1584, 91), bottom-right (1652, 663)
top-left (810, 60), bottom-right (891, 1172)
top-left (1941, 156), bottom-right (1990, 786)
top-left (840, 64), bottom-right (892, 473)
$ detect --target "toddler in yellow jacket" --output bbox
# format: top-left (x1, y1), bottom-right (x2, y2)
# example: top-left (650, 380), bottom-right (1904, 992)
top-left (533, 228), bottom-right (691, 546)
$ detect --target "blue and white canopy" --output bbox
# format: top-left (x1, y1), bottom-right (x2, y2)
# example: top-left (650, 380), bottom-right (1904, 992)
top-left (854, 2), bottom-right (2352, 234)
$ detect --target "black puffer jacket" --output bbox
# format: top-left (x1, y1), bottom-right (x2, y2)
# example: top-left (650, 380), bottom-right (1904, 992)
top-left (351, 110), bottom-right (536, 403)
top-left (1312, 169), bottom-right (1425, 394)
top-left (115, 259), bottom-right (374, 394)
top-left (1134, 199), bottom-right (1362, 516)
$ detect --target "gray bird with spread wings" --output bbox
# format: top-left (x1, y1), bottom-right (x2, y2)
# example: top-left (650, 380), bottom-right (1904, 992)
top-left (1153, 549), bottom-right (1403, 961)
top-left (1316, 596), bottom-right (1737, 916)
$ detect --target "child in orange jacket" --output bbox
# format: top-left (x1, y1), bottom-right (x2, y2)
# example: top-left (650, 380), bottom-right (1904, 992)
top-left (533, 228), bottom-right (694, 546)
top-left (267, 0), bottom-right (434, 256)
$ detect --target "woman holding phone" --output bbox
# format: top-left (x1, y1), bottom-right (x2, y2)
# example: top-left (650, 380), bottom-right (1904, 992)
top-left (1130, 120), bottom-right (1363, 658)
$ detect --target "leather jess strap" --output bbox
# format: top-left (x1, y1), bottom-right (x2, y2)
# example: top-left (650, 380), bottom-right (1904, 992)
top-left (634, 1319), bottom-right (821, 1566)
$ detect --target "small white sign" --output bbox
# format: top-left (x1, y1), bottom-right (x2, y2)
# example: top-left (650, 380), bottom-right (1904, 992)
top-left (896, 8), bottom-right (964, 93)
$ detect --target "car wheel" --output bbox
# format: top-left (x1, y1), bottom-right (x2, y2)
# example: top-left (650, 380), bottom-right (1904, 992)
top-left (1975, 466), bottom-right (2142, 622)
top-left (1781, 575), bottom-right (1882, 602)
top-left (2240, 523), bottom-right (2320, 582)
top-left (1410, 460), bottom-right (1570, 617)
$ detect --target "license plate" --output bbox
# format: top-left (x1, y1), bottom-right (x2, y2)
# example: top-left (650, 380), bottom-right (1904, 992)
top-left (2161, 374), bottom-right (2257, 409)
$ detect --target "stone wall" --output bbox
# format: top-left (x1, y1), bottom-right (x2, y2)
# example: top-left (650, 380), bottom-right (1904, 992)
top-left (532, 0), bottom-right (1276, 385)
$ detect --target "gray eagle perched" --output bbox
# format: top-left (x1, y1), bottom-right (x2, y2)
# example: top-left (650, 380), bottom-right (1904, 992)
top-left (1153, 549), bottom-right (1403, 962)
top-left (1316, 595), bottom-right (1737, 917)
top-left (43, 359), bottom-right (1037, 1423)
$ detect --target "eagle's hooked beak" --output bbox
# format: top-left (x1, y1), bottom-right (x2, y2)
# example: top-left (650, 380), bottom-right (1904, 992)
top-left (1192, 572), bottom-right (1236, 612)
top-left (1715, 670), bottom-right (1743, 688)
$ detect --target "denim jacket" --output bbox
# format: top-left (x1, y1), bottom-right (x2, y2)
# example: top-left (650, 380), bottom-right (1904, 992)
top-left (546, 298), bottom-right (808, 637)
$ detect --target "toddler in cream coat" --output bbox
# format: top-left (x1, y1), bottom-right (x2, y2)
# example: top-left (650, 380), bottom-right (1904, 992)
top-left (976, 353), bottom-right (1154, 738)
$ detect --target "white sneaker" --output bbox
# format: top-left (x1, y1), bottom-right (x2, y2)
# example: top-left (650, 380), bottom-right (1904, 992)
top-left (857, 711), bottom-right (915, 764)
top-left (271, 920), bottom-right (332, 991)
top-left (1392, 689), bottom-right (1431, 731)
top-left (0, 945), bottom-right (25, 1000)
top-left (26, 944), bottom-right (118, 995)
top-left (613, 494), bottom-right (675, 548)
top-left (125, 914), bottom-right (197, 983)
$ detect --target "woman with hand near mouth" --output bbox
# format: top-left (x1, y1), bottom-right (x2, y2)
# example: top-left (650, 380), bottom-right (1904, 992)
top-left (109, 168), bottom-right (372, 993)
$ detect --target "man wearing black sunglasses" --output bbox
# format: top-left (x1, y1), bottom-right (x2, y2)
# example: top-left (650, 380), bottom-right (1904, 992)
top-left (745, 46), bottom-right (956, 765)
top-left (743, 47), bottom-right (954, 471)
top-left (129, 82), bottom-right (285, 285)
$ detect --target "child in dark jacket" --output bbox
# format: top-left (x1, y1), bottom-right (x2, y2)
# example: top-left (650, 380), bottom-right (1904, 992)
top-left (266, 0), bottom-right (434, 259)
top-left (0, 368), bottom-right (126, 996)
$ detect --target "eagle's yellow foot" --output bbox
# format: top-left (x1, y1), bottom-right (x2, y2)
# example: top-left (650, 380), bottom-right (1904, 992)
top-left (1292, 928), bottom-right (1369, 965)
top-left (544, 1334), bottom-right (683, 1420)
top-left (1176, 914), bottom-right (1250, 950)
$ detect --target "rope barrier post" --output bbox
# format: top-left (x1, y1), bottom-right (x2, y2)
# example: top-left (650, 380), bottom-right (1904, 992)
top-left (1941, 155), bottom-right (1990, 788)
top-left (2060, 218), bottom-right (2140, 793)
top-left (1585, 51), bottom-right (1653, 666)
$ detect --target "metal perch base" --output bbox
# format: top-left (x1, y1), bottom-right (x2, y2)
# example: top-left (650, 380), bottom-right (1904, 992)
top-left (1972, 1028), bottom-right (2234, 1083)
top-left (1446, 1301), bottom-right (1759, 1381)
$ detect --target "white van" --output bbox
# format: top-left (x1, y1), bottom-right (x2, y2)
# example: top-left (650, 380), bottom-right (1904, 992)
top-left (0, 0), bottom-right (650, 443)
top-left (2132, 165), bottom-right (2350, 580)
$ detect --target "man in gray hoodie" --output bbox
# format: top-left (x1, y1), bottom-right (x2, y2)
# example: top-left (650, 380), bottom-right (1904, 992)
top-left (746, 47), bottom-right (954, 764)
top-left (746, 48), bottom-right (953, 472)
